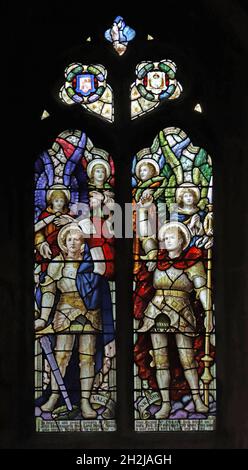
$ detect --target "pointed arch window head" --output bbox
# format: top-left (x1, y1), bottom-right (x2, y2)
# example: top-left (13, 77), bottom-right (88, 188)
top-left (60, 63), bottom-right (114, 122)
top-left (131, 60), bottom-right (182, 120)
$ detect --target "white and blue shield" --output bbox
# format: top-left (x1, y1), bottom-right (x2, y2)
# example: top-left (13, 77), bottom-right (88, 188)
top-left (76, 74), bottom-right (95, 96)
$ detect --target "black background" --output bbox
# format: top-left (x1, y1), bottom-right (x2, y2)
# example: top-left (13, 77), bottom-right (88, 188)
top-left (1, 0), bottom-right (248, 449)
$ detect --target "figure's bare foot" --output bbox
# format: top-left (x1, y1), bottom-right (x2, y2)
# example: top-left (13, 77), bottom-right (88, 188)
top-left (193, 395), bottom-right (208, 413)
top-left (137, 317), bottom-right (155, 332)
top-left (81, 398), bottom-right (97, 419)
top-left (155, 402), bottom-right (171, 419)
top-left (41, 393), bottom-right (59, 412)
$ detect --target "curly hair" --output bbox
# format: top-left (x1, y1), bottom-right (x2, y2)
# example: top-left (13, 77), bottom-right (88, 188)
top-left (177, 188), bottom-right (198, 208)
top-left (139, 162), bottom-right (156, 179)
top-left (59, 225), bottom-right (85, 254)
top-left (164, 226), bottom-right (187, 249)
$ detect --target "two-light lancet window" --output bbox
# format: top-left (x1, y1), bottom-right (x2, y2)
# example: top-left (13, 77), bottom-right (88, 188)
top-left (34, 16), bottom-right (216, 433)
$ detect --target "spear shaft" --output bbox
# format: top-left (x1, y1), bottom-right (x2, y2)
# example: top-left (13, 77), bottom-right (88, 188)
top-left (201, 186), bottom-right (214, 406)
top-left (201, 247), bottom-right (213, 406)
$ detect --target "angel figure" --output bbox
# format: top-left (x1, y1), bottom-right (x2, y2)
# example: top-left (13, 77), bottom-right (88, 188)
top-left (35, 184), bottom-right (74, 266)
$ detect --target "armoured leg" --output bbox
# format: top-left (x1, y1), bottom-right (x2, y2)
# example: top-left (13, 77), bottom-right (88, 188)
top-left (138, 300), bottom-right (161, 332)
top-left (41, 334), bottom-right (75, 412)
top-left (79, 333), bottom-right (97, 419)
top-left (151, 333), bottom-right (171, 419)
top-left (176, 334), bottom-right (208, 413)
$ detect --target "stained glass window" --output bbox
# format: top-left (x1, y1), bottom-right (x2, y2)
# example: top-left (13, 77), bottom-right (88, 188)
top-left (5, 2), bottom-right (248, 450)
top-left (34, 130), bottom-right (116, 432)
top-left (34, 17), bottom-right (217, 435)
top-left (133, 127), bottom-right (215, 431)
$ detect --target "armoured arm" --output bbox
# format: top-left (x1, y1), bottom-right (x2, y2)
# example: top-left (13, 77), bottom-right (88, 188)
top-left (193, 275), bottom-right (211, 310)
top-left (137, 206), bottom-right (154, 238)
top-left (35, 277), bottom-right (57, 331)
top-left (141, 236), bottom-right (158, 257)
top-left (140, 236), bottom-right (158, 271)
top-left (137, 200), bottom-right (158, 265)
top-left (189, 262), bottom-right (213, 331)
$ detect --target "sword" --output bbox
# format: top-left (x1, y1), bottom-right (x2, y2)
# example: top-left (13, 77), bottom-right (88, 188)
top-left (39, 335), bottom-right (73, 412)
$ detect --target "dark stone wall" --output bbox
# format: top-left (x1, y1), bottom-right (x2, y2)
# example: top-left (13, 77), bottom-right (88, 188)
top-left (1, 1), bottom-right (248, 448)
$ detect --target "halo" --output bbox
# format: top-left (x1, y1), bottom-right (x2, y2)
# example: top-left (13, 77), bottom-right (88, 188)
top-left (87, 159), bottom-right (111, 180)
top-left (46, 184), bottom-right (70, 204)
top-left (57, 223), bottom-right (85, 254)
top-left (158, 221), bottom-right (191, 251)
top-left (175, 183), bottom-right (200, 204)
top-left (135, 157), bottom-right (160, 178)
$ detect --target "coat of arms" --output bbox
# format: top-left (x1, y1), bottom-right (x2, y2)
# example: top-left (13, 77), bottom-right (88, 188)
top-left (76, 74), bottom-right (95, 96)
